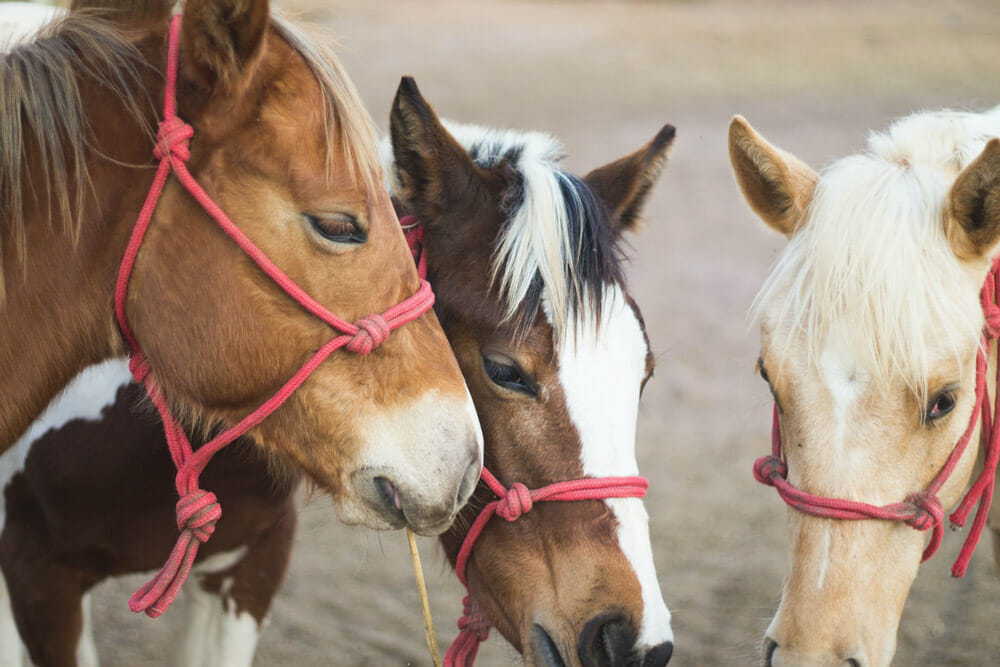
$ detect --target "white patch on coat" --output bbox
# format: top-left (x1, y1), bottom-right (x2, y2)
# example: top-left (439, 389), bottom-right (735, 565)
top-left (816, 527), bottom-right (832, 591)
top-left (816, 334), bottom-right (864, 590)
top-left (0, 359), bottom-right (130, 664)
top-left (77, 594), bottom-right (98, 667)
top-left (1, 359), bottom-right (133, 516)
top-left (179, 547), bottom-right (259, 667)
top-left (819, 332), bottom-right (865, 455)
top-left (547, 289), bottom-right (673, 649)
top-left (0, 568), bottom-right (25, 666)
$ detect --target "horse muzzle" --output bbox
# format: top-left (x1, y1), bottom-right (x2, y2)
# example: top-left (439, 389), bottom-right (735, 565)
top-left (528, 614), bottom-right (673, 667)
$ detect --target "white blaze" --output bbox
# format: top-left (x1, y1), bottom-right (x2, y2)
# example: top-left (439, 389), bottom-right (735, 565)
top-left (547, 288), bottom-right (673, 648)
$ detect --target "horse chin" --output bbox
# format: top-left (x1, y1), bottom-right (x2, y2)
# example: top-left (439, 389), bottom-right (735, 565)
top-left (468, 571), bottom-right (672, 667)
top-left (330, 495), bottom-right (459, 535)
top-left (330, 495), bottom-right (406, 531)
top-left (762, 518), bottom-right (918, 667)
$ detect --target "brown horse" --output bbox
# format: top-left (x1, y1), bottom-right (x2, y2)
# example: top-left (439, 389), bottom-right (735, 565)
top-left (1, 77), bottom-right (676, 666)
top-left (391, 80), bottom-right (676, 667)
top-left (0, 0), bottom-right (481, 549)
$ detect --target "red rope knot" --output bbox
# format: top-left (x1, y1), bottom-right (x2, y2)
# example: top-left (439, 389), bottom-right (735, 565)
top-left (175, 490), bottom-right (221, 542)
top-left (457, 595), bottom-right (491, 641)
top-left (496, 482), bottom-right (533, 521)
top-left (444, 595), bottom-right (491, 666)
top-left (753, 455), bottom-right (787, 486)
top-left (983, 302), bottom-right (1000, 338)
top-left (128, 353), bottom-right (150, 383)
top-left (154, 117), bottom-right (194, 162)
top-left (346, 314), bottom-right (390, 355)
top-left (903, 491), bottom-right (943, 531)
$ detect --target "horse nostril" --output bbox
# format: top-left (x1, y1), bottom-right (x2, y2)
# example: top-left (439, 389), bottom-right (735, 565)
top-left (373, 476), bottom-right (402, 511)
top-left (532, 623), bottom-right (567, 667)
top-left (642, 640), bottom-right (673, 666)
top-left (578, 613), bottom-right (635, 667)
top-left (763, 638), bottom-right (778, 667)
top-left (456, 456), bottom-right (481, 507)
top-left (845, 659), bottom-right (862, 667)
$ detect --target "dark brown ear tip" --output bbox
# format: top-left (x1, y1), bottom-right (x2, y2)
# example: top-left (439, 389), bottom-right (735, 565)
top-left (398, 75), bottom-right (419, 95)
top-left (392, 76), bottom-right (431, 118)
top-left (655, 124), bottom-right (677, 146)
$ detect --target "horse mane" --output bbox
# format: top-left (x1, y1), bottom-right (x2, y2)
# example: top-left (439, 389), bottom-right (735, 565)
top-left (269, 16), bottom-right (379, 194)
top-left (441, 122), bottom-right (624, 342)
top-left (0, 11), bottom-right (153, 305)
top-left (751, 106), bottom-right (1000, 398)
top-left (0, 10), bottom-right (379, 308)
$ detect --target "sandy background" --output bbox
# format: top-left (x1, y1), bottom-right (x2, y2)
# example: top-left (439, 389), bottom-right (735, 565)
top-left (83, 1), bottom-right (1000, 665)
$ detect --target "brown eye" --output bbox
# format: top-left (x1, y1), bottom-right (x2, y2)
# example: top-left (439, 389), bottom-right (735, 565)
top-left (305, 213), bottom-right (366, 244)
top-left (757, 357), bottom-right (770, 384)
top-left (483, 356), bottom-right (536, 397)
top-left (926, 390), bottom-right (956, 422)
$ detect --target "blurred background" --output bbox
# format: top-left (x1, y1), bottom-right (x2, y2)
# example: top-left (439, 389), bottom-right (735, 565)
top-left (82, 1), bottom-right (1000, 664)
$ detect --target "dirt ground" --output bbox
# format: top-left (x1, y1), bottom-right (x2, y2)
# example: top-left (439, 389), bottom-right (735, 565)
top-left (87, 1), bottom-right (1000, 664)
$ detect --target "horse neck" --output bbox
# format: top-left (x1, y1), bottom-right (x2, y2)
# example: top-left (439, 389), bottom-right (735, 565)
top-left (0, 45), bottom-right (163, 451)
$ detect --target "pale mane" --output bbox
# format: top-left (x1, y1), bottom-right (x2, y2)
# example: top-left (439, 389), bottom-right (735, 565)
top-left (752, 106), bottom-right (1000, 397)
top-left (0, 12), bottom-right (153, 305)
top-left (270, 16), bottom-right (380, 194)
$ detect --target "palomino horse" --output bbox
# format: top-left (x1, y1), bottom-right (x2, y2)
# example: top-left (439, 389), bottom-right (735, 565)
top-left (0, 0), bottom-right (482, 552)
top-left (731, 107), bottom-right (1000, 666)
top-left (2, 76), bottom-right (676, 666)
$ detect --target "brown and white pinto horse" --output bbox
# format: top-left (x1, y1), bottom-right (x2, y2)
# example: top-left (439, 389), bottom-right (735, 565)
top-left (390, 79), bottom-right (675, 667)
top-left (0, 0), bottom-right (481, 547)
top-left (1, 75), bottom-right (675, 665)
top-left (731, 107), bottom-right (1000, 666)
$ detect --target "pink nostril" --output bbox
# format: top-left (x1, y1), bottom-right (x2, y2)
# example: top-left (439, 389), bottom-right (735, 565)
top-left (374, 476), bottom-right (402, 511)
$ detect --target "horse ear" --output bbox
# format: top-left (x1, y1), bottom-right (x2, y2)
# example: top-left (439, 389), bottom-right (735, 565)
top-left (583, 124), bottom-right (675, 235)
top-left (180, 0), bottom-right (269, 96)
top-left (389, 76), bottom-right (482, 222)
top-left (729, 115), bottom-right (818, 238)
top-left (947, 138), bottom-right (1000, 261)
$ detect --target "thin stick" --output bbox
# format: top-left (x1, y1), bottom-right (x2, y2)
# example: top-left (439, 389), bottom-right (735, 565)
top-left (407, 528), bottom-right (442, 667)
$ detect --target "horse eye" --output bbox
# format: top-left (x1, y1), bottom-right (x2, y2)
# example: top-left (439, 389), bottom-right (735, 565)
top-left (305, 213), bottom-right (366, 244)
top-left (483, 357), bottom-right (536, 397)
top-left (926, 390), bottom-right (956, 422)
top-left (757, 358), bottom-right (770, 384)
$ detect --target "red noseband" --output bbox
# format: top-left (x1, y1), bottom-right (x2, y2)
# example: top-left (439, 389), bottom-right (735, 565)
top-left (117, 16), bottom-right (434, 617)
top-left (444, 469), bottom-right (649, 667)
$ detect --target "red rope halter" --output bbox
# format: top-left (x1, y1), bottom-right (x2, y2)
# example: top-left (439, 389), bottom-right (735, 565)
top-left (400, 215), bottom-right (650, 666)
top-left (445, 469), bottom-right (649, 667)
top-left (754, 257), bottom-right (1000, 577)
top-left (117, 16), bottom-right (434, 617)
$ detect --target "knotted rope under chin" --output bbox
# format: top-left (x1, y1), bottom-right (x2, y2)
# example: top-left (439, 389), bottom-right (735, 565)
top-left (445, 595), bottom-right (491, 667)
